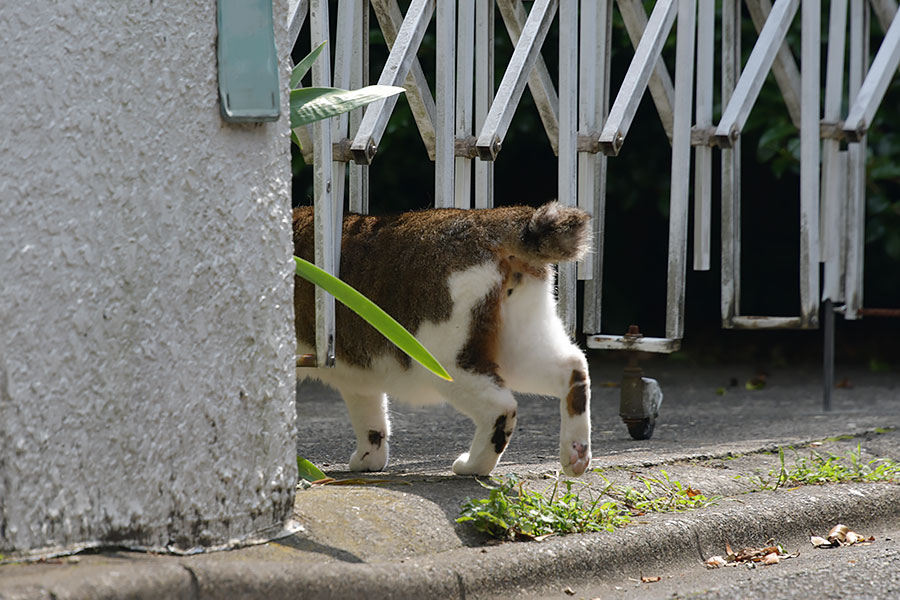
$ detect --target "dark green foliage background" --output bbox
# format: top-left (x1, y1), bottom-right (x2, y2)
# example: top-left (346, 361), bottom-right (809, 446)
top-left (292, 2), bottom-right (899, 366)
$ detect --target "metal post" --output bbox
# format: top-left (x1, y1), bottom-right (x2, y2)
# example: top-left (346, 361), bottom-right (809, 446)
top-left (456, 1), bottom-right (475, 209)
top-left (844, 0), bottom-right (869, 319)
top-left (799, 0), bottom-right (821, 328)
top-left (435, 0), bottom-right (456, 208)
top-left (665, 0), bottom-right (697, 340)
top-left (823, 299), bottom-right (834, 411)
top-left (583, 0), bottom-right (613, 333)
top-left (349, 0), bottom-right (369, 214)
top-left (474, 0), bottom-right (495, 209)
top-left (821, 0), bottom-right (847, 304)
top-left (558, 0), bottom-right (578, 334)
top-left (693, 0), bottom-right (714, 272)
top-left (310, 0), bottom-right (336, 367)
top-left (721, 0), bottom-right (742, 326)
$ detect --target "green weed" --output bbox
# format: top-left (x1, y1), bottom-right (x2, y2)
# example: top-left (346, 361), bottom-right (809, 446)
top-left (758, 445), bottom-right (900, 490)
top-left (457, 471), bottom-right (717, 541)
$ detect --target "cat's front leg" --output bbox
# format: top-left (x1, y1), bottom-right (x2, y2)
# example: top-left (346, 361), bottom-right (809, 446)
top-left (342, 391), bottom-right (391, 471)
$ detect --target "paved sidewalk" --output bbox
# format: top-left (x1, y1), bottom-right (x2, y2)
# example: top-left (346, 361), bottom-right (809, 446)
top-left (2, 360), bottom-right (898, 599)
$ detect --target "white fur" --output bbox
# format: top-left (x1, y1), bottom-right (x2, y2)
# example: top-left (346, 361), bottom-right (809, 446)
top-left (297, 260), bottom-right (591, 476)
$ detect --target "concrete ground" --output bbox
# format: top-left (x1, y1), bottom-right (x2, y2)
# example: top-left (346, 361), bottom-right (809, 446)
top-left (2, 358), bottom-right (898, 599)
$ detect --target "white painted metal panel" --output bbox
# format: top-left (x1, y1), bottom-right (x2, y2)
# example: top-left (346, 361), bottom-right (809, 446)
top-left (311, 0), bottom-right (336, 367)
top-left (435, 0), bottom-right (456, 208)
top-left (665, 0), bottom-right (697, 340)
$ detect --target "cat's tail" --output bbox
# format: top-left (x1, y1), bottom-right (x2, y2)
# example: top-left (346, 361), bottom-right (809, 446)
top-left (515, 201), bottom-right (591, 264)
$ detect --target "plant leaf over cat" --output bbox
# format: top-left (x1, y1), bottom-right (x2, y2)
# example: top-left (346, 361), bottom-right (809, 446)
top-left (294, 256), bottom-right (452, 381)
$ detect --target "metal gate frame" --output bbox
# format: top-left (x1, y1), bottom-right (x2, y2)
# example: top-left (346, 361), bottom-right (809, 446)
top-left (288, 0), bottom-right (900, 407)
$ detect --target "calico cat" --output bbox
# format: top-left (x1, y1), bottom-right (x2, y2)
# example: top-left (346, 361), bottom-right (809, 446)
top-left (294, 202), bottom-right (592, 476)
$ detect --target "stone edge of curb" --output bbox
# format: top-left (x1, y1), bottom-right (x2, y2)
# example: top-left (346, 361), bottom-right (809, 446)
top-left (5, 482), bottom-right (898, 600)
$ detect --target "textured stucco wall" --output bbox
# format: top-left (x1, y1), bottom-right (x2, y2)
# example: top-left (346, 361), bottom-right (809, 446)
top-left (0, 0), bottom-right (296, 554)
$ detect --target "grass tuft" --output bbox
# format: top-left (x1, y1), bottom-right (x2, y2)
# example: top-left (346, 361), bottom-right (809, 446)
top-left (457, 471), bottom-right (718, 541)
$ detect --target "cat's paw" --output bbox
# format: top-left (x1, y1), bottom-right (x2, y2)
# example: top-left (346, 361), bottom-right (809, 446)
top-left (560, 441), bottom-right (591, 476)
top-left (451, 452), bottom-right (495, 476)
top-left (349, 445), bottom-right (389, 472)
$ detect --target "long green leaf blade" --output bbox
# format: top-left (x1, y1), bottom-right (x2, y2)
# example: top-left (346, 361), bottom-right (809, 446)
top-left (290, 85), bottom-right (405, 128)
top-left (294, 256), bottom-right (452, 381)
top-left (290, 40), bottom-right (327, 89)
top-left (297, 456), bottom-right (327, 482)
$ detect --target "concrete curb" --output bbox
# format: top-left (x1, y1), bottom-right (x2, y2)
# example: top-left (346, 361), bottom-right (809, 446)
top-left (5, 482), bottom-right (898, 600)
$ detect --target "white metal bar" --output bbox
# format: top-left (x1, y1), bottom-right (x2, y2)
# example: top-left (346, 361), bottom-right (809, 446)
top-left (474, 0), bottom-right (495, 209)
top-left (331, 1), bottom-right (357, 211)
top-left (665, 0), bottom-right (697, 340)
top-left (352, 0), bottom-right (435, 165)
top-left (799, 0), bottom-right (821, 327)
top-left (616, 0), bottom-right (676, 144)
top-left (496, 0), bottom-right (561, 156)
top-left (845, 0), bottom-right (869, 319)
top-left (715, 0), bottom-right (800, 146)
top-left (349, 0), bottom-right (369, 214)
top-left (435, 0), bottom-right (456, 208)
top-left (455, 1), bottom-right (475, 210)
top-left (558, 0), bottom-right (578, 334)
top-left (721, 0), bottom-right (742, 326)
top-left (732, 316), bottom-right (805, 329)
top-left (693, 0), bottom-right (714, 272)
top-left (576, 0), bottom-right (604, 280)
top-left (476, 0), bottom-right (559, 161)
top-left (288, 0), bottom-right (310, 53)
top-left (310, 0), bottom-right (336, 367)
top-left (582, 0), bottom-right (613, 333)
top-left (825, 150), bottom-right (849, 303)
top-left (744, 0), bottom-right (803, 128)
top-left (588, 335), bottom-right (681, 353)
top-left (597, 0), bottom-right (677, 156)
top-left (820, 0), bottom-right (847, 303)
top-left (843, 6), bottom-right (900, 140)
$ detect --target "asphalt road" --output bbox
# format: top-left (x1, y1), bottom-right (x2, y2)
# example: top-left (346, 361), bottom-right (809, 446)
top-left (296, 356), bottom-right (900, 476)
top-left (521, 524), bottom-right (900, 600)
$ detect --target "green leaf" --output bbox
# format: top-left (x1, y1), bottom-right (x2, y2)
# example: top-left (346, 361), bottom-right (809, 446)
top-left (290, 85), bottom-right (405, 128)
top-left (290, 41), bottom-right (327, 89)
top-left (294, 256), bottom-right (452, 381)
top-left (297, 456), bottom-right (327, 482)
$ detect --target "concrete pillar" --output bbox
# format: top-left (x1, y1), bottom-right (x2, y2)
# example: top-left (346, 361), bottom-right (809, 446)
top-left (0, 0), bottom-right (296, 555)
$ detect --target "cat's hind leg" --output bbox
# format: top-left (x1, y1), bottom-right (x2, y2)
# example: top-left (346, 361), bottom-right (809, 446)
top-left (342, 391), bottom-right (391, 471)
top-left (441, 375), bottom-right (518, 476)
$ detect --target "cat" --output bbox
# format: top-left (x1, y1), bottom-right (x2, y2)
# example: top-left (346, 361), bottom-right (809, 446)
top-left (293, 201), bottom-right (592, 476)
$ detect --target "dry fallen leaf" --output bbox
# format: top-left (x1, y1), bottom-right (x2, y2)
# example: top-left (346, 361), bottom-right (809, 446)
top-left (828, 524), bottom-right (850, 544)
top-left (563, 586), bottom-right (576, 596)
top-left (686, 487), bottom-right (702, 498)
top-left (763, 552), bottom-right (780, 565)
top-left (705, 555), bottom-right (727, 568)
top-left (810, 535), bottom-right (834, 548)
top-left (641, 576), bottom-right (662, 583)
